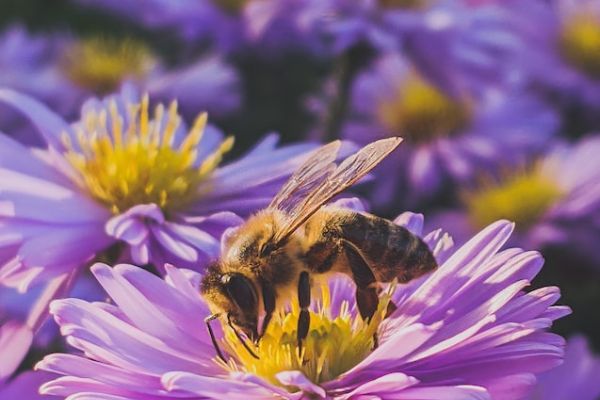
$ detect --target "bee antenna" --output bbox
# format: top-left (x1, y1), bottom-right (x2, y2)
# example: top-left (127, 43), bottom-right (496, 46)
top-left (227, 313), bottom-right (260, 360)
top-left (205, 314), bottom-right (227, 362)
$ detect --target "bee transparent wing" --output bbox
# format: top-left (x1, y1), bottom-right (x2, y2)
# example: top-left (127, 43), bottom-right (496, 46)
top-left (273, 137), bottom-right (403, 244)
top-left (268, 140), bottom-right (341, 214)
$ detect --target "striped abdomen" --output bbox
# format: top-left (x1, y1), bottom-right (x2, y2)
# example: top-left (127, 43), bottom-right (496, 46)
top-left (303, 209), bottom-right (438, 283)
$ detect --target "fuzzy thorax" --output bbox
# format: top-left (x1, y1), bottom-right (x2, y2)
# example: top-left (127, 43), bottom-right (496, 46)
top-left (62, 95), bottom-right (233, 214)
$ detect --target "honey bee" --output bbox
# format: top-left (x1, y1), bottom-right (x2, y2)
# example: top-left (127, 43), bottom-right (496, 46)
top-left (200, 137), bottom-right (437, 360)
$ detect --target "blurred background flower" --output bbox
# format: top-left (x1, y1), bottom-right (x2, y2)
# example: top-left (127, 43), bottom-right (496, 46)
top-left (528, 335), bottom-right (600, 400)
top-left (342, 52), bottom-right (558, 208)
top-left (430, 136), bottom-right (600, 265)
top-left (0, 24), bottom-right (240, 140)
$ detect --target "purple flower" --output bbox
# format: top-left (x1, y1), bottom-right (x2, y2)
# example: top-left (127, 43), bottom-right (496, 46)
top-left (36, 215), bottom-right (568, 399)
top-left (0, 25), bottom-right (240, 123)
top-left (511, 0), bottom-right (600, 108)
top-left (311, 0), bottom-right (523, 91)
top-left (430, 136), bottom-right (600, 264)
top-left (75, 0), bottom-right (244, 52)
top-left (0, 87), bottom-right (318, 292)
top-left (528, 335), bottom-right (600, 400)
top-left (243, 0), bottom-right (330, 55)
top-left (76, 0), bottom-right (327, 55)
top-left (342, 52), bottom-right (558, 207)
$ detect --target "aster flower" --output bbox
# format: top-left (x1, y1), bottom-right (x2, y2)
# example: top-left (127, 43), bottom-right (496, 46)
top-left (0, 26), bottom-right (240, 122)
top-left (75, 0), bottom-right (245, 52)
top-left (75, 0), bottom-right (327, 56)
top-left (36, 215), bottom-right (568, 399)
top-left (511, 0), bottom-right (600, 108)
top-left (0, 87), bottom-right (318, 292)
top-left (306, 0), bottom-right (522, 92)
top-left (528, 335), bottom-right (600, 400)
top-left (342, 52), bottom-right (558, 207)
top-left (430, 135), bottom-right (600, 264)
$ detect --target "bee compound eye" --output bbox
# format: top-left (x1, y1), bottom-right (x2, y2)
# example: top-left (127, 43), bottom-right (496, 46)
top-left (225, 274), bottom-right (257, 313)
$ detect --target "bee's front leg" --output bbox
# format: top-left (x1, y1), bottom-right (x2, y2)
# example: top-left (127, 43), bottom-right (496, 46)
top-left (297, 271), bottom-right (311, 350)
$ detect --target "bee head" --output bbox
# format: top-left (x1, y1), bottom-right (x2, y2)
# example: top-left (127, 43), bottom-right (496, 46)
top-left (200, 265), bottom-right (260, 342)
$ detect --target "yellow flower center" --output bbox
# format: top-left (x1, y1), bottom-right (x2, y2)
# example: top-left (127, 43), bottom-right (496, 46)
top-left (220, 284), bottom-right (392, 388)
top-left (378, 0), bottom-right (428, 10)
top-left (377, 73), bottom-right (472, 144)
top-left (215, 0), bottom-right (247, 13)
top-left (62, 37), bottom-right (155, 94)
top-left (559, 14), bottom-right (600, 79)
top-left (62, 95), bottom-right (234, 214)
top-left (465, 166), bottom-right (564, 230)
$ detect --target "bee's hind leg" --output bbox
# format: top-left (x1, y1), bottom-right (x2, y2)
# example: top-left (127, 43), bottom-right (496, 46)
top-left (341, 240), bottom-right (379, 321)
top-left (340, 240), bottom-right (383, 348)
top-left (296, 271), bottom-right (311, 351)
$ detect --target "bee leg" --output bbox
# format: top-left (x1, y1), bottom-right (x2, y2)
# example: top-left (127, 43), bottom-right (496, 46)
top-left (341, 240), bottom-right (379, 322)
top-left (297, 271), bottom-right (311, 350)
top-left (259, 282), bottom-right (276, 342)
top-left (205, 314), bottom-right (227, 362)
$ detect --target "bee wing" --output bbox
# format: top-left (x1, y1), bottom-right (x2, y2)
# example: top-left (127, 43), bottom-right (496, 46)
top-left (272, 137), bottom-right (403, 244)
top-left (268, 140), bottom-right (342, 214)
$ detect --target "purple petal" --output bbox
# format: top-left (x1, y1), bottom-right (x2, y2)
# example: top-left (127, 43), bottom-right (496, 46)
top-left (276, 371), bottom-right (326, 399)
top-left (0, 88), bottom-right (72, 150)
top-left (0, 321), bottom-right (33, 380)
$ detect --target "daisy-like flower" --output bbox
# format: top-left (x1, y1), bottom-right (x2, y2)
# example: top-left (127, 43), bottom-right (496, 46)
top-left (75, 0), bottom-right (245, 52)
top-left (528, 335), bottom-right (600, 400)
top-left (75, 0), bottom-right (327, 56)
top-left (0, 87), bottom-right (318, 292)
top-left (342, 53), bottom-right (558, 207)
top-left (307, 0), bottom-right (522, 91)
top-left (0, 26), bottom-right (240, 123)
top-left (430, 136), bottom-right (600, 264)
top-left (512, 0), bottom-right (600, 108)
top-left (36, 215), bottom-right (568, 399)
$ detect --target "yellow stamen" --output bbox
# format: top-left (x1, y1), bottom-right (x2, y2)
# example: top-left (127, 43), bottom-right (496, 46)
top-left (377, 72), bottom-right (471, 144)
top-left (62, 96), bottom-right (234, 214)
top-left (62, 37), bottom-right (155, 94)
top-left (220, 283), bottom-right (393, 388)
top-left (465, 165), bottom-right (564, 230)
top-left (559, 13), bottom-right (600, 79)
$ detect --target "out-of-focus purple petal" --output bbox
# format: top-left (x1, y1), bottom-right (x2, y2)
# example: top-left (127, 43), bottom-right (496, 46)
top-left (0, 88), bottom-right (72, 150)
top-left (0, 321), bottom-right (33, 380)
